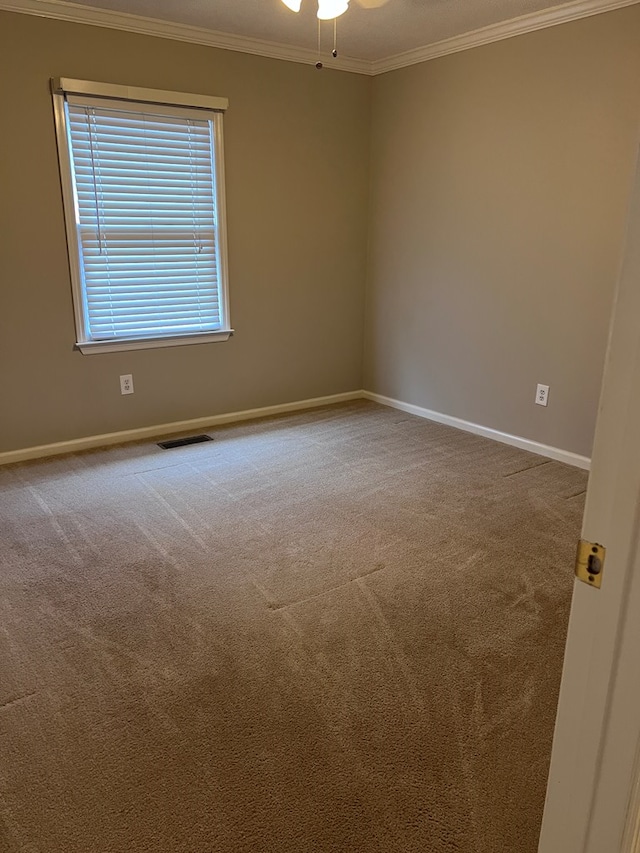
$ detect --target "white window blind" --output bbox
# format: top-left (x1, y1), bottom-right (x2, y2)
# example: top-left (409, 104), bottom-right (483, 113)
top-left (53, 83), bottom-right (231, 353)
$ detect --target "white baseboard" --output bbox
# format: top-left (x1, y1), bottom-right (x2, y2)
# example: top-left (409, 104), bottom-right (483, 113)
top-left (0, 390), bottom-right (363, 466)
top-left (0, 388), bottom-right (592, 470)
top-left (362, 390), bottom-right (591, 470)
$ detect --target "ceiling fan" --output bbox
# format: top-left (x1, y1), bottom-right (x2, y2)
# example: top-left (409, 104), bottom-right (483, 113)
top-left (281, 0), bottom-right (387, 18)
top-left (281, 0), bottom-right (347, 18)
top-left (280, 0), bottom-right (389, 65)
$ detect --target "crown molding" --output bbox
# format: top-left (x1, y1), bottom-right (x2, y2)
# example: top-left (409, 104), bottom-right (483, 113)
top-left (0, 0), bottom-right (373, 74)
top-left (371, 0), bottom-right (640, 74)
top-left (0, 0), bottom-right (638, 76)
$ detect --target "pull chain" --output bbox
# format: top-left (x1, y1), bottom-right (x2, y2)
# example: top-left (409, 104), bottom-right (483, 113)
top-left (315, 14), bottom-right (339, 68)
top-left (316, 19), bottom-right (323, 69)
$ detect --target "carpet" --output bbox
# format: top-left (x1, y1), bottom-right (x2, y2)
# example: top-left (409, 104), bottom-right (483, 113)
top-left (0, 401), bottom-right (587, 852)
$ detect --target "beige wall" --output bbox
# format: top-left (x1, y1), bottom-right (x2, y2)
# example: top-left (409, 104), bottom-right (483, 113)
top-left (0, 12), bottom-right (371, 452)
top-left (364, 7), bottom-right (640, 458)
top-left (2, 9), bottom-right (640, 458)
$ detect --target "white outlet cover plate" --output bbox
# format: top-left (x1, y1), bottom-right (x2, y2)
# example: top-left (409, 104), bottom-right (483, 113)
top-left (120, 374), bottom-right (134, 395)
top-left (536, 383), bottom-right (549, 406)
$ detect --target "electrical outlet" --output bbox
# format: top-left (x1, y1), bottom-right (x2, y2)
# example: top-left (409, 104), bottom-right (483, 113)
top-left (535, 383), bottom-right (549, 407)
top-left (120, 374), bottom-right (134, 395)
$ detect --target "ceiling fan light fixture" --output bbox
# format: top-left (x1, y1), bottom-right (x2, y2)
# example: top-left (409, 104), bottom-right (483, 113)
top-left (316, 0), bottom-right (349, 20)
top-left (280, 0), bottom-right (353, 64)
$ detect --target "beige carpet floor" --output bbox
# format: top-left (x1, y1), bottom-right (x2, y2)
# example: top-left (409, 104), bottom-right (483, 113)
top-left (0, 401), bottom-right (587, 853)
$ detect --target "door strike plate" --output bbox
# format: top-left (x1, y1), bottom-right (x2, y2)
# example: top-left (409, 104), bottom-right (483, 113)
top-left (575, 540), bottom-right (606, 589)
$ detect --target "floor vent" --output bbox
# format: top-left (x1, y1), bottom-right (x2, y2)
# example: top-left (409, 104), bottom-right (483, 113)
top-left (157, 434), bottom-right (213, 450)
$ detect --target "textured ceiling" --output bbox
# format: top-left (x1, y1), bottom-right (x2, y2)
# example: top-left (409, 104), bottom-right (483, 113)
top-left (59, 0), bottom-right (599, 61)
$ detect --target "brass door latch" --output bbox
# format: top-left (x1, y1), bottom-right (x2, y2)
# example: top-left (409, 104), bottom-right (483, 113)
top-left (575, 540), bottom-right (606, 589)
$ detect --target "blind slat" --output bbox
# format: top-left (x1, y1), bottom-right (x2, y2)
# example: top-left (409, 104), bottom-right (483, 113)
top-left (87, 277), bottom-right (217, 292)
top-left (88, 302), bottom-right (220, 311)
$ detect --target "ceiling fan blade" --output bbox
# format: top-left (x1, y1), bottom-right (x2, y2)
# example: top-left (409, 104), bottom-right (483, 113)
top-left (354, 0), bottom-right (392, 8)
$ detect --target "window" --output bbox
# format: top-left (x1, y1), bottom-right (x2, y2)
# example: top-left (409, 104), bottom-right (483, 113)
top-left (52, 79), bottom-right (231, 354)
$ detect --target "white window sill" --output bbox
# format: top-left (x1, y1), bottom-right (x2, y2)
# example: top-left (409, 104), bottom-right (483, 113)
top-left (76, 330), bottom-right (233, 354)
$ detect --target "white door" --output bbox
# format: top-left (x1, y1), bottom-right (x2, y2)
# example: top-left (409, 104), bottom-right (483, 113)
top-left (538, 145), bottom-right (640, 853)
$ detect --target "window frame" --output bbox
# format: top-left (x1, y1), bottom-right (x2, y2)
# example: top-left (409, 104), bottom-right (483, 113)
top-left (52, 78), bottom-right (232, 354)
